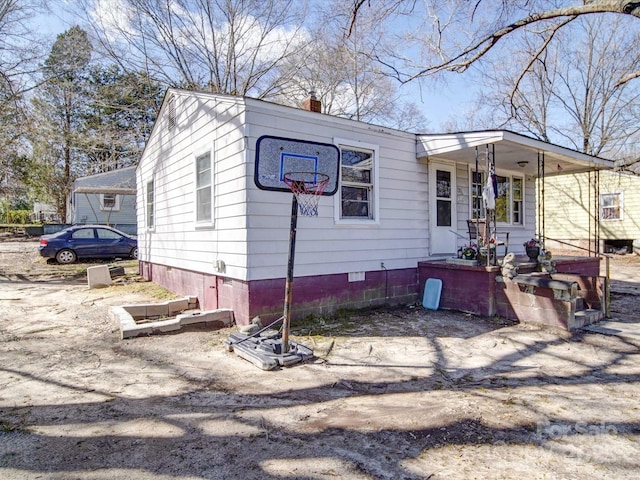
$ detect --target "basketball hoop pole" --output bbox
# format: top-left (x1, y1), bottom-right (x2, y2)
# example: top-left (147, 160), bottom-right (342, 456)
top-left (281, 194), bottom-right (299, 354)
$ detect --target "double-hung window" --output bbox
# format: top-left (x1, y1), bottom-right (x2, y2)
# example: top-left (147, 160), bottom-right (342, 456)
top-left (470, 169), bottom-right (523, 225)
top-left (471, 171), bottom-right (486, 219)
top-left (494, 175), bottom-right (524, 224)
top-left (600, 193), bottom-right (622, 220)
top-left (336, 139), bottom-right (378, 222)
top-left (195, 152), bottom-right (213, 225)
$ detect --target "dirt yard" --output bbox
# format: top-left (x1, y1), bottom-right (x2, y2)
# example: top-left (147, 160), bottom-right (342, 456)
top-left (1, 237), bottom-right (639, 479)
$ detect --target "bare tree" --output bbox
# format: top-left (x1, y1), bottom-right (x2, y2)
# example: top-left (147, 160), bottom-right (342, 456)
top-left (476, 15), bottom-right (640, 158)
top-left (350, 0), bottom-right (640, 87)
top-left (0, 0), bottom-right (45, 100)
top-left (0, 0), bottom-right (47, 200)
top-left (273, 0), bottom-right (428, 130)
top-left (76, 0), bottom-right (310, 98)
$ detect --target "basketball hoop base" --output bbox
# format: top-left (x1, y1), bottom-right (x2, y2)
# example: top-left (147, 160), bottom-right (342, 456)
top-left (226, 331), bottom-right (314, 371)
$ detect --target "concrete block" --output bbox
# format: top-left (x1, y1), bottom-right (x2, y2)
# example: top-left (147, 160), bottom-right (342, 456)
top-left (167, 298), bottom-right (189, 316)
top-left (177, 312), bottom-right (203, 326)
top-left (113, 297), bottom-right (237, 339)
top-left (120, 305), bottom-right (147, 320)
top-left (87, 265), bottom-right (111, 289)
top-left (144, 304), bottom-right (170, 318)
top-left (187, 296), bottom-right (199, 308)
top-left (178, 309), bottom-right (234, 326)
top-left (152, 318), bottom-right (182, 333)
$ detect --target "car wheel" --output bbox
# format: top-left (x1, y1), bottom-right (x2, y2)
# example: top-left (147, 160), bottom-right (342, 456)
top-left (56, 249), bottom-right (77, 264)
top-left (130, 247), bottom-right (138, 259)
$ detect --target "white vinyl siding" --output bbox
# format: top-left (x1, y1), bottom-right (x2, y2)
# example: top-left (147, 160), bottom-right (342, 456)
top-left (245, 106), bottom-right (423, 280)
top-left (136, 91), bottom-right (247, 277)
top-left (138, 90), bottom-right (428, 282)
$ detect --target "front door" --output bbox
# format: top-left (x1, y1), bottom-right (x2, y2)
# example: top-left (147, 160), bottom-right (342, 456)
top-left (429, 163), bottom-right (457, 255)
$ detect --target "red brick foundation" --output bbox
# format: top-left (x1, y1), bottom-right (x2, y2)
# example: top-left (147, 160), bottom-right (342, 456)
top-left (139, 262), bottom-right (417, 325)
top-left (140, 255), bottom-right (602, 328)
top-left (417, 261), bottom-right (500, 316)
top-left (418, 256), bottom-right (604, 329)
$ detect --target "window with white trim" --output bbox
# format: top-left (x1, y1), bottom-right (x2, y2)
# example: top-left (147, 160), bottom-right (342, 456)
top-left (512, 176), bottom-right (523, 224)
top-left (146, 179), bottom-right (154, 229)
top-left (471, 170), bottom-right (486, 219)
top-left (334, 139), bottom-right (378, 222)
top-left (195, 151), bottom-right (213, 224)
top-left (600, 192), bottom-right (622, 220)
top-left (99, 193), bottom-right (120, 211)
top-left (470, 169), bottom-right (523, 225)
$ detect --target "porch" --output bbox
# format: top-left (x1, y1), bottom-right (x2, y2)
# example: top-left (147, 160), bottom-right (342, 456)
top-left (418, 255), bottom-right (605, 331)
top-left (417, 130), bottom-right (615, 259)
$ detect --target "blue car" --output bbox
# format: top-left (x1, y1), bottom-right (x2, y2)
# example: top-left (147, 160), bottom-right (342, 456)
top-left (39, 225), bottom-right (138, 264)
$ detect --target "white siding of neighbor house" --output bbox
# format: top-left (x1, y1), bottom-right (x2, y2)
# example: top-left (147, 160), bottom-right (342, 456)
top-left (243, 100), bottom-right (428, 281)
top-left (136, 91), bottom-right (250, 280)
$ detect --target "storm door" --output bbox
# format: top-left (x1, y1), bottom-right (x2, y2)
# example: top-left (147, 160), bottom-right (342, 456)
top-left (429, 163), bottom-right (457, 255)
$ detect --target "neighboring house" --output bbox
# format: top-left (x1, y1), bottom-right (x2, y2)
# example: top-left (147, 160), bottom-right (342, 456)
top-left (67, 166), bottom-right (137, 235)
top-left (136, 89), bottom-right (613, 325)
top-left (30, 202), bottom-right (59, 223)
top-left (544, 170), bottom-right (640, 253)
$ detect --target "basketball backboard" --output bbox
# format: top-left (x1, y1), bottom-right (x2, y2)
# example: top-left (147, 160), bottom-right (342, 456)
top-left (254, 135), bottom-right (340, 196)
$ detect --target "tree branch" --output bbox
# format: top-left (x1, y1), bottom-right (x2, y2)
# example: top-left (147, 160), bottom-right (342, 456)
top-left (509, 16), bottom-right (577, 111)
top-left (615, 70), bottom-right (640, 86)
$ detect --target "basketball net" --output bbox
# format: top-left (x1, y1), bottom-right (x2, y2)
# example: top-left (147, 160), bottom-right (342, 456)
top-left (283, 172), bottom-right (330, 217)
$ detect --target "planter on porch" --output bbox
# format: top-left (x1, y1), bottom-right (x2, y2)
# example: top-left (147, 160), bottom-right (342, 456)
top-left (526, 247), bottom-right (540, 261)
top-left (478, 247), bottom-right (497, 265)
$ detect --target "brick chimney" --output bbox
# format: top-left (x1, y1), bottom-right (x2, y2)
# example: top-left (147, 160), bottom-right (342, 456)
top-left (301, 90), bottom-right (321, 113)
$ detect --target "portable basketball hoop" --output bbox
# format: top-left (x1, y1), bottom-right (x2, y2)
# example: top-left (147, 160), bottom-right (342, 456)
top-left (226, 136), bottom-right (339, 369)
top-left (283, 172), bottom-right (330, 217)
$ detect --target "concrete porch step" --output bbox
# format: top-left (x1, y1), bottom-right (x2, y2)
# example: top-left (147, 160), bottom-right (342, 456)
top-left (573, 308), bottom-right (604, 329)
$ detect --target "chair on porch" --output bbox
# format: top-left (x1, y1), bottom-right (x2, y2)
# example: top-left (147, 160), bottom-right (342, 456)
top-left (467, 218), bottom-right (509, 257)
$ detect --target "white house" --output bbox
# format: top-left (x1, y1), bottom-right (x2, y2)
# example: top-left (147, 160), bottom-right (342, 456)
top-left (136, 89), bottom-right (613, 325)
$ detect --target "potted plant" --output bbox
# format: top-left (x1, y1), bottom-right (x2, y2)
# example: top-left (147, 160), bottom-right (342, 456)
top-left (523, 238), bottom-right (541, 260)
top-left (461, 244), bottom-right (477, 260)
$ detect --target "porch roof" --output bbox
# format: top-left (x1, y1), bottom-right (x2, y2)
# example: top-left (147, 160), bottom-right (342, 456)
top-left (416, 130), bottom-right (614, 177)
